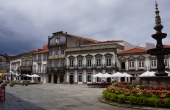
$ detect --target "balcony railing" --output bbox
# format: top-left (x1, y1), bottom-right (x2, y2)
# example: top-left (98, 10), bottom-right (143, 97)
top-left (47, 67), bottom-right (66, 73)
top-left (32, 69), bottom-right (47, 73)
top-left (66, 64), bottom-right (116, 70)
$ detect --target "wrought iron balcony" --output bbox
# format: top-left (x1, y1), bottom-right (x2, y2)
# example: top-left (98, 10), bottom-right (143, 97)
top-left (65, 64), bottom-right (116, 70)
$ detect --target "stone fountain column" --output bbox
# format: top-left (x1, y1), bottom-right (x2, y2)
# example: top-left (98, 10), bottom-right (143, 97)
top-left (147, 2), bottom-right (170, 76)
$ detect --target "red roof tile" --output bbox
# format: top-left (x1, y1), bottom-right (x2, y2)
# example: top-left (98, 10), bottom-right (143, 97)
top-left (164, 45), bottom-right (170, 48)
top-left (32, 45), bottom-right (48, 54)
top-left (118, 47), bottom-right (147, 55)
top-left (63, 33), bottom-right (100, 43)
top-left (100, 40), bottom-right (123, 43)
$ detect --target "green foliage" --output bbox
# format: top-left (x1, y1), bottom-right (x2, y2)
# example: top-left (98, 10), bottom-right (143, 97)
top-left (117, 94), bottom-right (126, 103)
top-left (102, 90), bottom-right (108, 98)
top-left (102, 83), bottom-right (170, 108)
top-left (105, 92), bottom-right (112, 99)
top-left (136, 96), bottom-right (147, 105)
top-left (128, 95), bottom-right (138, 105)
top-left (163, 98), bottom-right (170, 106)
top-left (148, 96), bottom-right (161, 107)
top-left (110, 93), bottom-right (118, 102)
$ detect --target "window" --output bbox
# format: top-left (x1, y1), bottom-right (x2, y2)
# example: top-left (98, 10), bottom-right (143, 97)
top-left (164, 59), bottom-right (168, 68)
top-left (43, 64), bottom-right (46, 73)
top-left (87, 73), bottom-right (91, 82)
top-left (43, 54), bottom-right (46, 61)
top-left (38, 55), bottom-right (41, 62)
top-left (34, 55), bottom-right (36, 62)
top-left (97, 77), bottom-right (101, 82)
top-left (97, 59), bottom-right (101, 66)
top-left (61, 49), bottom-right (65, 54)
top-left (49, 49), bottom-right (52, 55)
top-left (38, 65), bottom-right (41, 73)
top-left (139, 61), bottom-right (144, 68)
top-left (78, 60), bottom-right (82, 67)
top-left (151, 60), bottom-right (157, 68)
top-left (61, 61), bottom-right (64, 67)
top-left (129, 61), bottom-right (134, 69)
top-left (87, 59), bottom-right (91, 67)
top-left (78, 73), bottom-right (82, 82)
top-left (106, 58), bottom-right (111, 66)
top-left (70, 60), bottom-right (74, 67)
top-left (33, 65), bottom-right (36, 73)
top-left (55, 48), bottom-right (58, 54)
top-left (54, 61), bottom-right (58, 68)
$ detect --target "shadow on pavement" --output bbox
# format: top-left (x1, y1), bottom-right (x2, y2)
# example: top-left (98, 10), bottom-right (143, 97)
top-left (0, 92), bottom-right (45, 110)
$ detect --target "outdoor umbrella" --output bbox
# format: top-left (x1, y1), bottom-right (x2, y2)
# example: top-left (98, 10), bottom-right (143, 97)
top-left (103, 73), bottom-right (111, 78)
top-left (93, 73), bottom-right (104, 78)
top-left (31, 74), bottom-right (40, 77)
top-left (139, 71), bottom-right (155, 77)
top-left (111, 72), bottom-right (124, 77)
top-left (122, 72), bottom-right (132, 77)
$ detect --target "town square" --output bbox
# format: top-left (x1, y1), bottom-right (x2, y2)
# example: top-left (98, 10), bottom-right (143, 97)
top-left (1, 0), bottom-right (170, 110)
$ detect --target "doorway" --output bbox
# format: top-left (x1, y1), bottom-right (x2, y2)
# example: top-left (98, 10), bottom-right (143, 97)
top-left (107, 73), bottom-right (111, 82)
top-left (48, 75), bottom-right (51, 83)
top-left (54, 75), bottom-right (57, 84)
top-left (70, 74), bottom-right (74, 84)
top-left (60, 75), bottom-right (64, 84)
top-left (121, 62), bottom-right (125, 70)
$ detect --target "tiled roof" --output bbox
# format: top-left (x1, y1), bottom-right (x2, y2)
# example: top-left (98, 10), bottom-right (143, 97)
top-left (0, 54), bottom-right (12, 60)
top-left (63, 33), bottom-right (100, 43)
top-left (100, 40), bottom-right (123, 43)
top-left (32, 45), bottom-right (48, 54)
top-left (164, 45), bottom-right (170, 48)
top-left (117, 47), bottom-right (147, 55)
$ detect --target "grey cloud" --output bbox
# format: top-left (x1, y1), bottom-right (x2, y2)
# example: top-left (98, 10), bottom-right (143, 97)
top-left (0, 0), bottom-right (170, 55)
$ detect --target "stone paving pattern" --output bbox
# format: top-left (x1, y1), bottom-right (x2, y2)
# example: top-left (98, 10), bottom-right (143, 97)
top-left (0, 84), bottom-right (170, 110)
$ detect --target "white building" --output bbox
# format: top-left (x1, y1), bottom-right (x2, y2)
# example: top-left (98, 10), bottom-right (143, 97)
top-left (65, 41), bottom-right (134, 84)
top-left (32, 45), bottom-right (48, 83)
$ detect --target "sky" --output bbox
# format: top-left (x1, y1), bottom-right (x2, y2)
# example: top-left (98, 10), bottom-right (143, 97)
top-left (0, 0), bottom-right (170, 56)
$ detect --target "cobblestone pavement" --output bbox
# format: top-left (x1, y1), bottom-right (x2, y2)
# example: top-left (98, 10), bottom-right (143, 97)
top-left (0, 83), bottom-right (167, 110)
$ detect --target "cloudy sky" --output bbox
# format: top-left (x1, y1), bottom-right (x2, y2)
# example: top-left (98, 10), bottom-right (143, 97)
top-left (0, 0), bottom-right (170, 55)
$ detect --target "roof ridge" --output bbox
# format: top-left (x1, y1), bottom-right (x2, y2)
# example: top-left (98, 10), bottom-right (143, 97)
top-left (63, 33), bottom-right (100, 43)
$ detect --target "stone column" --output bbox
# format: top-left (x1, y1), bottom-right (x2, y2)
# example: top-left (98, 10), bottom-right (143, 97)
top-left (57, 75), bottom-right (60, 84)
top-left (135, 59), bottom-right (138, 70)
top-left (125, 60), bottom-right (128, 71)
top-left (112, 54), bottom-right (115, 65)
top-left (74, 70), bottom-right (77, 84)
top-left (75, 56), bottom-right (77, 66)
top-left (92, 70), bottom-right (95, 82)
top-left (146, 58), bottom-right (150, 71)
top-left (84, 56), bottom-right (86, 65)
top-left (66, 71), bottom-right (69, 84)
top-left (83, 70), bottom-right (86, 84)
top-left (102, 55), bottom-right (105, 65)
top-left (93, 55), bottom-right (95, 65)
top-left (66, 57), bottom-right (69, 67)
top-left (51, 73), bottom-right (54, 83)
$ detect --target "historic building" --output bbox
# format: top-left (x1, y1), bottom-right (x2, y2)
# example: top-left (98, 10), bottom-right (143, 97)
top-left (117, 44), bottom-right (170, 77)
top-left (0, 54), bottom-right (11, 73)
top-left (10, 51), bottom-right (33, 79)
top-left (47, 31), bottom-right (100, 84)
top-left (32, 45), bottom-right (48, 83)
top-left (65, 42), bottom-right (124, 84)
top-left (47, 31), bottom-right (139, 84)
top-left (10, 54), bottom-right (22, 75)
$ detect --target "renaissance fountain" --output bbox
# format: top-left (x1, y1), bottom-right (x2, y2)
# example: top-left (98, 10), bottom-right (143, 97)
top-left (134, 2), bottom-right (170, 85)
top-left (147, 2), bottom-right (170, 76)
